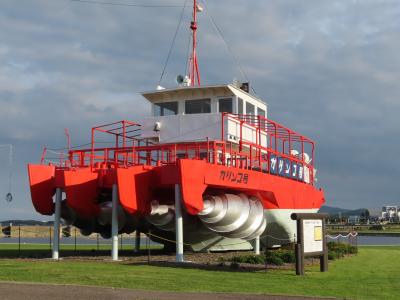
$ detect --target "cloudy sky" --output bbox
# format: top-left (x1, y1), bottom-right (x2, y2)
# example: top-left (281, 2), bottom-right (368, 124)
top-left (0, 0), bottom-right (399, 220)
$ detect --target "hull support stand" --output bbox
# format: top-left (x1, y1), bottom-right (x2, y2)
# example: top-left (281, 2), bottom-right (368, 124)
top-left (134, 230), bottom-right (140, 253)
top-left (111, 184), bottom-right (119, 261)
top-left (254, 236), bottom-right (260, 255)
top-left (52, 188), bottom-right (62, 260)
top-left (175, 184), bottom-right (184, 262)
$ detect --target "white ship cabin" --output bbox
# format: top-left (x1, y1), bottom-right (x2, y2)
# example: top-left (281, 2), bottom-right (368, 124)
top-left (140, 84), bottom-right (268, 148)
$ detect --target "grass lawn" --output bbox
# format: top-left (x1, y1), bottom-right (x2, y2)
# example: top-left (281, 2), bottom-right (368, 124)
top-left (0, 246), bottom-right (399, 299)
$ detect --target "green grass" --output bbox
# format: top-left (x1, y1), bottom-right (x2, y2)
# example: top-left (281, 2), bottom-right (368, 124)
top-left (0, 246), bottom-right (399, 299)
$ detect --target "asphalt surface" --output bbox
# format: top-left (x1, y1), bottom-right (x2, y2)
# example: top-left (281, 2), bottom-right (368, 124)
top-left (0, 282), bottom-right (336, 300)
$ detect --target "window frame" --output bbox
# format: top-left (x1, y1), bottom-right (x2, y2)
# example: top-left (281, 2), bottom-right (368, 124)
top-left (185, 98), bottom-right (211, 114)
top-left (154, 101), bottom-right (178, 117)
top-left (218, 97), bottom-right (233, 113)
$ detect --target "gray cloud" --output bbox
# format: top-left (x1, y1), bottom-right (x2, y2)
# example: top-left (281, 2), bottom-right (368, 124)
top-left (0, 0), bottom-right (399, 219)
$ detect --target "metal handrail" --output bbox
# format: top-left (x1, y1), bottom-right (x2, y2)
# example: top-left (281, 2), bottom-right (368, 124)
top-left (40, 117), bottom-right (315, 185)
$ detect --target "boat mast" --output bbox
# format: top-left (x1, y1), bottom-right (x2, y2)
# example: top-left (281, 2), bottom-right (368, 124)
top-left (189, 0), bottom-right (201, 86)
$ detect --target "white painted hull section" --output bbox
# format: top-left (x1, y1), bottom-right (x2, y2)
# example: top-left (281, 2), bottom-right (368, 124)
top-left (264, 208), bottom-right (319, 247)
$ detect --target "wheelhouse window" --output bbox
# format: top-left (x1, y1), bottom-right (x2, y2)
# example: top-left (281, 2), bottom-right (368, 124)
top-left (246, 102), bottom-right (255, 124)
top-left (185, 98), bottom-right (211, 114)
top-left (238, 98), bottom-right (243, 115)
top-left (218, 98), bottom-right (233, 113)
top-left (258, 108), bottom-right (265, 117)
top-left (154, 101), bottom-right (178, 116)
top-left (246, 102), bottom-right (255, 115)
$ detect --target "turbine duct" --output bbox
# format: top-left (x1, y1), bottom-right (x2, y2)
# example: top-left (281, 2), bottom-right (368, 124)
top-left (146, 200), bottom-right (175, 231)
top-left (198, 194), bottom-right (266, 240)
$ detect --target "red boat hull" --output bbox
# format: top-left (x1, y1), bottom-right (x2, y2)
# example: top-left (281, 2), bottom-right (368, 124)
top-left (28, 159), bottom-right (324, 218)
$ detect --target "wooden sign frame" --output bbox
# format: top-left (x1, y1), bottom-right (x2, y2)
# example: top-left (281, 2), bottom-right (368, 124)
top-left (291, 213), bottom-right (329, 275)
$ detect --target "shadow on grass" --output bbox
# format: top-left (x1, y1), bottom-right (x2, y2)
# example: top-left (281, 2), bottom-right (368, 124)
top-left (124, 260), bottom-right (275, 273)
top-left (0, 248), bottom-right (294, 274)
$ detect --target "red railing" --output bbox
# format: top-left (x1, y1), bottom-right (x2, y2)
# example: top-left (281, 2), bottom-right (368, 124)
top-left (221, 113), bottom-right (315, 165)
top-left (221, 113), bottom-right (315, 183)
top-left (68, 141), bottom-right (226, 168)
top-left (40, 117), bottom-right (316, 185)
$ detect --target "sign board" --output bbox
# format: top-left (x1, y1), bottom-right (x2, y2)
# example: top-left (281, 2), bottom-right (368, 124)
top-left (291, 213), bottom-right (328, 275)
top-left (303, 219), bottom-right (323, 254)
top-left (268, 155), bottom-right (310, 182)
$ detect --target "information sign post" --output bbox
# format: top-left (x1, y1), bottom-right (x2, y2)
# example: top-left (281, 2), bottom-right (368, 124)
top-left (291, 213), bottom-right (329, 275)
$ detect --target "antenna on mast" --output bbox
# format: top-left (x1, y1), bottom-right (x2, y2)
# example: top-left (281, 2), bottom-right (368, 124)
top-left (189, 0), bottom-right (202, 86)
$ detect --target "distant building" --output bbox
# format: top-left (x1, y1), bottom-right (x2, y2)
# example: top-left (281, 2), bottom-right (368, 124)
top-left (348, 215), bottom-right (360, 225)
top-left (381, 206), bottom-right (400, 222)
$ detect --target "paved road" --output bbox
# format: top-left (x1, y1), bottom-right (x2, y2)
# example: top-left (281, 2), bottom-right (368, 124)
top-left (0, 282), bottom-right (335, 300)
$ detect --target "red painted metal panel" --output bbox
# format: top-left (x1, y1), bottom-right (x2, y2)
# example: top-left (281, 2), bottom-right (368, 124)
top-left (177, 159), bottom-right (324, 214)
top-left (117, 166), bottom-right (153, 214)
top-left (178, 159), bottom-right (207, 215)
top-left (63, 168), bottom-right (100, 218)
top-left (27, 164), bottom-right (55, 215)
top-left (203, 164), bottom-right (324, 209)
top-left (155, 164), bottom-right (179, 186)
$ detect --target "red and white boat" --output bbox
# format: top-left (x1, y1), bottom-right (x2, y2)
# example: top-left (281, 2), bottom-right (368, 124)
top-left (28, 0), bottom-right (325, 253)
